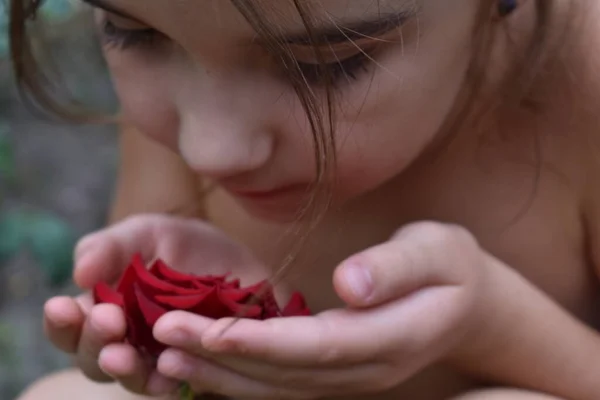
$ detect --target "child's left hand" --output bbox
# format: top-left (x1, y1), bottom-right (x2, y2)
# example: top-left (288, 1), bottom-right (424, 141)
top-left (152, 222), bottom-right (489, 399)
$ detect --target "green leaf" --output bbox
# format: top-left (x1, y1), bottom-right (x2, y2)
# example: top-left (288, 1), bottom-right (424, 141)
top-left (0, 209), bottom-right (77, 285)
top-left (0, 323), bottom-right (17, 366)
top-left (0, 211), bottom-right (29, 265)
top-left (0, 35), bottom-right (7, 59)
top-left (0, 124), bottom-right (16, 183)
top-left (28, 212), bottom-right (76, 287)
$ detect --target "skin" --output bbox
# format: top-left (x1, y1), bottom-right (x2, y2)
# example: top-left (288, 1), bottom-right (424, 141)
top-left (16, 0), bottom-right (600, 399)
top-left (107, 125), bottom-right (206, 223)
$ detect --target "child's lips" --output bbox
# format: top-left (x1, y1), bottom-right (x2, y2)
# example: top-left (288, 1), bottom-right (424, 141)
top-left (224, 184), bottom-right (312, 216)
top-left (229, 184), bottom-right (310, 199)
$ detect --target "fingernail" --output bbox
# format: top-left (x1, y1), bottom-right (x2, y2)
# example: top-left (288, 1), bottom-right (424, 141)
top-left (343, 262), bottom-right (373, 300)
top-left (146, 372), bottom-right (179, 395)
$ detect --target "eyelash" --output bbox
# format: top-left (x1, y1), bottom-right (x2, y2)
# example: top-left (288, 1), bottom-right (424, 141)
top-left (296, 52), bottom-right (372, 86)
top-left (100, 19), bottom-right (372, 85)
top-left (100, 19), bottom-right (161, 49)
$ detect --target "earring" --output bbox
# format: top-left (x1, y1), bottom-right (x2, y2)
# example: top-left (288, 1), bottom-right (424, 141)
top-left (498, 0), bottom-right (518, 17)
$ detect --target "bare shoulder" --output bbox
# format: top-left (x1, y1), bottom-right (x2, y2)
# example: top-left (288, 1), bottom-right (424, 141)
top-left (16, 368), bottom-right (159, 400)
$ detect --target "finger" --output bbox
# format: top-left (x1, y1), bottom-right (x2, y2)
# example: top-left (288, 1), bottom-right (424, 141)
top-left (44, 296), bottom-right (85, 354)
top-left (334, 222), bottom-right (480, 308)
top-left (98, 343), bottom-right (179, 395)
top-left (145, 371), bottom-right (181, 397)
top-left (199, 285), bottom-right (466, 368)
top-left (155, 310), bottom-right (381, 367)
top-left (157, 349), bottom-right (308, 400)
top-left (177, 352), bottom-right (388, 393)
top-left (74, 216), bottom-right (159, 289)
top-left (75, 292), bottom-right (94, 314)
top-left (98, 343), bottom-right (148, 393)
top-left (73, 214), bottom-right (255, 289)
top-left (76, 304), bottom-right (127, 382)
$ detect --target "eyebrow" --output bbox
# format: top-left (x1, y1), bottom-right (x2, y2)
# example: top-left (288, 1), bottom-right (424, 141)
top-left (282, 11), bottom-right (418, 45)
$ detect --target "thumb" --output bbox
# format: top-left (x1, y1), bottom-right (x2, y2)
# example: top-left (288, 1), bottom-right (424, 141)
top-left (333, 222), bottom-right (480, 308)
top-left (73, 215), bottom-right (162, 289)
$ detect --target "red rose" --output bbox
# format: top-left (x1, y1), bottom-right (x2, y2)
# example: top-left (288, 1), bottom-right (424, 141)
top-left (94, 253), bottom-right (310, 358)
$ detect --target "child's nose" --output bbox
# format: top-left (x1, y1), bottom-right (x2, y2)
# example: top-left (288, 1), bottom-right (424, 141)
top-left (177, 111), bottom-right (274, 180)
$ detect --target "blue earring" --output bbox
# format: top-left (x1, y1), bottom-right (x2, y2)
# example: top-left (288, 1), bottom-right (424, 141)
top-left (498, 0), bottom-right (518, 16)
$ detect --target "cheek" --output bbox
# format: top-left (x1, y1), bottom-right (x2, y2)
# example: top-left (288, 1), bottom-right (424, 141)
top-left (104, 51), bottom-right (180, 149)
top-left (332, 7), bottom-right (474, 198)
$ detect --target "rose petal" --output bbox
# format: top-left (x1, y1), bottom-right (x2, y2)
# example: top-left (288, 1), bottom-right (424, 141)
top-left (134, 283), bottom-right (169, 326)
top-left (224, 278), bottom-right (241, 289)
top-left (116, 258), bottom-right (140, 293)
top-left (217, 287), bottom-right (263, 318)
top-left (150, 259), bottom-right (204, 289)
top-left (193, 280), bottom-right (215, 290)
top-left (182, 287), bottom-right (244, 318)
top-left (244, 280), bottom-right (271, 296)
top-left (156, 287), bottom-right (262, 318)
top-left (193, 276), bottom-right (237, 289)
top-left (122, 278), bottom-right (155, 354)
top-left (124, 315), bottom-right (142, 352)
top-left (261, 292), bottom-right (281, 318)
top-left (154, 291), bottom-right (213, 309)
top-left (241, 281), bottom-right (281, 318)
top-left (133, 283), bottom-right (169, 357)
top-left (218, 287), bottom-right (256, 302)
top-left (282, 292), bottom-right (311, 316)
top-left (96, 253), bottom-right (310, 358)
top-left (188, 288), bottom-right (234, 318)
top-left (131, 255), bottom-right (201, 296)
top-left (93, 282), bottom-right (124, 307)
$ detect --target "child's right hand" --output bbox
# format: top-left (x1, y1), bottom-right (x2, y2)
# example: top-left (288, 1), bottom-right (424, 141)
top-left (43, 214), bottom-right (270, 395)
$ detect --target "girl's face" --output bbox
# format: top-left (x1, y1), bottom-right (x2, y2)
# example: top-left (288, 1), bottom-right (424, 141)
top-left (89, 0), bottom-right (481, 221)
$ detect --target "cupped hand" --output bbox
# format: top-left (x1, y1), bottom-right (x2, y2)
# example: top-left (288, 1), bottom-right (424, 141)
top-left (150, 222), bottom-right (489, 399)
top-left (43, 214), bottom-right (270, 395)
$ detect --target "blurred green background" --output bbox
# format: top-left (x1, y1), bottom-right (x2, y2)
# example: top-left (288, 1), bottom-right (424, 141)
top-left (1, 1), bottom-right (119, 398)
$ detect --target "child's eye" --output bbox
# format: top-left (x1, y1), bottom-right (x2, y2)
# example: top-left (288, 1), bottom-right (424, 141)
top-left (97, 11), bottom-right (373, 86)
top-left (100, 18), bottom-right (163, 50)
top-left (296, 51), bottom-right (372, 87)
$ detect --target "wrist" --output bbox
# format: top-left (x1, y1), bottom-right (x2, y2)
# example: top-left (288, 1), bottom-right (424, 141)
top-left (443, 252), bottom-right (503, 369)
top-left (444, 254), bottom-right (600, 399)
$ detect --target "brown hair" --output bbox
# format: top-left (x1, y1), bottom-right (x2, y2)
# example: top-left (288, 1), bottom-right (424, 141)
top-left (9, 0), bottom-right (564, 280)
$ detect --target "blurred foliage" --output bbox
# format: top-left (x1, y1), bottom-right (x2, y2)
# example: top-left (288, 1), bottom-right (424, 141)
top-left (0, 322), bottom-right (16, 365)
top-left (0, 2), bottom-right (115, 397)
top-left (1, 0), bottom-right (79, 57)
top-left (28, 211), bottom-right (76, 287)
top-left (0, 210), bottom-right (76, 287)
top-left (0, 123), bottom-right (15, 184)
top-left (0, 123), bottom-right (76, 288)
top-left (0, 210), bottom-right (27, 264)
top-left (0, 322), bottom-right (20, 399)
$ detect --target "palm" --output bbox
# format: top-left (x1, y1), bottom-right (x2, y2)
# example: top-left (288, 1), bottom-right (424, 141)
top-left (148, 218), bottom-right (269, 283)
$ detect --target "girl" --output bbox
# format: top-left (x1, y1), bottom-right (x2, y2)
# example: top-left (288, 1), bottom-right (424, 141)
top-left (12, 0), bottom-right (600, 399)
